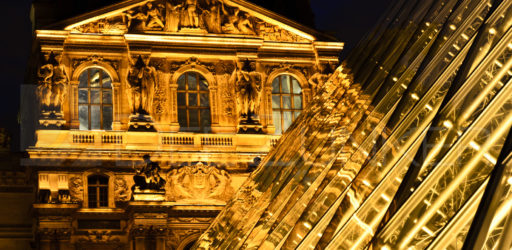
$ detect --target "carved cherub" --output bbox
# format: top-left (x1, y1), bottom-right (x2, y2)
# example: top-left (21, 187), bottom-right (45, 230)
top-left (114, 178), bottom-right (130, 202)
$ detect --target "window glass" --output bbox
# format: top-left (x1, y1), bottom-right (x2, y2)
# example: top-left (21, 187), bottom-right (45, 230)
top-left (88, 175), bottom-right (109, 208)
top-left (78, 68), bottom-right (113, 130)
top-left (272, 74), bottom-right (303, 135)
top-left (177, 72), bottom-right (212, 133)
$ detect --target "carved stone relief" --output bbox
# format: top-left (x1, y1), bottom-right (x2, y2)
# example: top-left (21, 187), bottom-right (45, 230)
top-left (70, 0), bottom-right (310, 42)
top-left (72, 55), bottom-right (120, 75)
top-left (166, 162), bottom-right (234, 203)
top-left (114, 178), bottom-right (130, 202)
top-left (167, 229), bottom-right (202, 250)
top-left (76, 230), bottom-right (121, 244)
top-left (69, 176), bottom-right (84, 203)
top-left (37, 52), bottom-right (69, 123)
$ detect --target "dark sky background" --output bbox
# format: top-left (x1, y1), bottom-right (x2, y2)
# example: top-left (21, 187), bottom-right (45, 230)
top-left (0, 0), bottom-right (393, 150)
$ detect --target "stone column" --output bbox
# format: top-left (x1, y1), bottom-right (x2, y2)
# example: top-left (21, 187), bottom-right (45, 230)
top-left (265, 86), bottom-right (275, 134)
top-left (112, 81), bottom-right (122, 130)
top-left (169, 83), bottom-right (179, 132)
top-left (69, 80), bottom-right (80, 129)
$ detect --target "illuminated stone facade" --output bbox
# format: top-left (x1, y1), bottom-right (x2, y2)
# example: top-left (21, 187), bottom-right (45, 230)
top-left (197, 0), bottom-right (512, 249)
top-left (24, 0), bottom-right (342, 249)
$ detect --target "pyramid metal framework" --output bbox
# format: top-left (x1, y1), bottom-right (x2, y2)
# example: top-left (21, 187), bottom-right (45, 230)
top-left (195, 0), bottom-right (512, 248)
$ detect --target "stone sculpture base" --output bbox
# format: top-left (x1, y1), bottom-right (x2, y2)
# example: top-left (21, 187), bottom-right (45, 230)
top-left (128, 114), bottom-right (156, 132)
top-left (39, 112), bottom-right (66, 128)
top-left (238, 119), bottom-right (264, 134)
top-left (132, 188), bottom-right (166, 201)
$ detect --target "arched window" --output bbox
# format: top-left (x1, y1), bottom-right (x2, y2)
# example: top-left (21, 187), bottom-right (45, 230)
top-left (78, 68), bottom-right (113, 130)
top-left (272, 74), bottom-right (303, 134)
top-left (177, 72), bottom-right (211, 133)
top-left (87, 175), bottom-right (109, 208)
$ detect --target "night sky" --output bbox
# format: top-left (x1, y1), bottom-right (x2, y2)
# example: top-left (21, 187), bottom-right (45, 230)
top-left (0, 0), bottom-right (393, 150)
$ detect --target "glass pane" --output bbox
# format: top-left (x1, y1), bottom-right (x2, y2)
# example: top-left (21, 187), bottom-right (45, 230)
top-left (78, 89), bottom-right (88, 104)
top-left (178, 92), bottom-right (187, 106)
top-left (79, 105), bottom-right (89, 130)
top-left (99, 176), bottom-right (108, 184)
top-left (294, 96), bottom-right (302, 109)
top-left (88, 176), bottom-right (97, 183)
top-left (91, 106), bottom-right (101, 130)
top-left (102, 106), bottom-right (113, 130)
top-left (199, 75), bottom-right (208, 90)
top-left (90, 68), bottom-right (101, 87)
top-left (189, 110), bottom-right (199, 130)
top-left (281, 75), bottom-right (290, 93)
top-left (200, 109), bottom-right (211, 132)
top-left (102, 73), bottom-right (112, 88)
top-left (178, 108), bottom-right (187, 127)
top-left (283, 96), bottom-right (292, 109)
top-left (200, 93), bottom-right (209, 107)
top-left (102, 90), bottom-right (112, 104)
top-left (79, 71), bottom-right (88, 88)
top-left (292, 77), bottom-right (301, 94)
top-left (272, 96), bottom-right (281, 109)
top-left (273, 111), bottom-right (282, 135)
top-left (88, 187), bottom-right (97, 208)
top-left (294, 111), bottom-right (301, 119)
top-left (283, 111), bottom-right (293, 132)
top-left (91, 90), bottom-right (100, 104)
top-left (189, 93), bottom-right (198, 106)
top-left (188, 73), bottom-right (197, 90)
top-left (178, 75), bottom-right (186, 90)
top-left (272, 77), bottom-right (280, 94)
top-left (99, 187), bottom-right (108, 207)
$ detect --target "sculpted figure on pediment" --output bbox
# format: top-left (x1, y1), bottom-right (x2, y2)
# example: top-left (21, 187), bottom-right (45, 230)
top-left (202, 0), bottom-right (223, 33)
top-left (181, 0), bottom-right (200, 28)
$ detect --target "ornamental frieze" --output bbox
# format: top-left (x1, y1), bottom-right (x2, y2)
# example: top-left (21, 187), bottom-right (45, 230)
top-left (69, 0), bottom-right (309, 42)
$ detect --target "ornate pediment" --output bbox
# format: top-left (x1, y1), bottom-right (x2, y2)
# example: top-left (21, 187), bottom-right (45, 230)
top-left (64, 0), bottom-right (313, 42)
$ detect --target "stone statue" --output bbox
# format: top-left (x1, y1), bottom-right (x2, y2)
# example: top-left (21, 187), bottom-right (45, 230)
top-left (181, 0), bottom-right (200, 28)
top-left (133, 155), bottom-right (166, 190)
top-left (231, 60), bottom-right (262, 122)
top-left (37, 52), bottom-right (68, 118)
top-left (166, 1), bottom-right (183, 32)
top-left (309, 63), bottom-right (334, 94)
top-left (145, 2), bottom-right (165, 29)
top-left (127, 56), bottom-right (157, 116)
top-left (123, 9), bottom-right (147, 31)
top-left (237, 12), bottom-right (255, 35)
top-left (202, 0), bottom-right (223, 33)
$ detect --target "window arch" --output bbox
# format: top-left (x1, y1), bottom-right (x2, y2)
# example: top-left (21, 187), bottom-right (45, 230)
top-left (87, 175), bottom-right (109, 208)
top-left (177, 72), bottom-right (211, 133)
top-left (78, 68), bottom-right (113, 130)
top-left (272, 74), bottom-right (303, 134)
